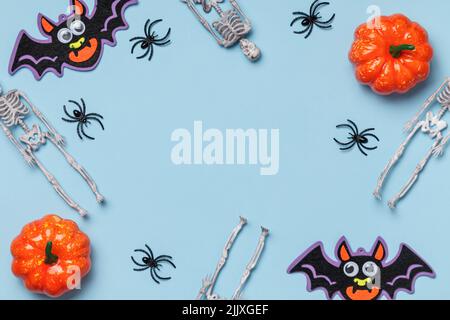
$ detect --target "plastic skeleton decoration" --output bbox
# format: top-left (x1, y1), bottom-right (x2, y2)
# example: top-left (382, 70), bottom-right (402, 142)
top-left (181, 0), bottom-right (261, 62)
top-left (0, 86), bottom-right (104, 216)
top-left (374, 78), bottom-right (450, 208)
top-left (197, 216), bottom-right (269, 300)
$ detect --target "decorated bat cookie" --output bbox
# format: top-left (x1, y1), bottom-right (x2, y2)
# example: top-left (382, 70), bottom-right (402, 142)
top-left (9, 0), bottom-right (138, 80)
top-left (287, 237), bottom-right (435, 300)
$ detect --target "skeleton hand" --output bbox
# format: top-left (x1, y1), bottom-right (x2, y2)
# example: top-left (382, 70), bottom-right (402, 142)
top-left (53, 133), bottom-right (65, 146)
top-left (200, 275), bottom-right (212, 294)
top-left (196, 275), bottom-right (212, 299)
top-left (432, 144), bottom-right (445, 157)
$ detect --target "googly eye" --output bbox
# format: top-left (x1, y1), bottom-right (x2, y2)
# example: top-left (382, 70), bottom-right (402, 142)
top-left (343, 261), bottom-right (359, 277)
top-left (362, 261), bottom-right (379, 277)
top-left (70, 20), bottom-right (85, 36)
top-left (57, 28), bottom-right (73, 44)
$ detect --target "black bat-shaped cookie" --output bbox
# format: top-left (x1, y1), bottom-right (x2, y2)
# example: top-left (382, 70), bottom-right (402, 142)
top-left (287, 237), bottom-right (435, 300)
top-left (9, 0), bottom-right (137, 80)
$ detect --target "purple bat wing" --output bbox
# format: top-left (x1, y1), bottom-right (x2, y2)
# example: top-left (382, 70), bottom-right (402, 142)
top-left (288, 243), bottom-right (342, 299)
top-left (382, 244), bottom-right (435, 299)
top-left (9, 31), bottom-right (63, 80)
top-left (91, 0), bottom-right (138, 46)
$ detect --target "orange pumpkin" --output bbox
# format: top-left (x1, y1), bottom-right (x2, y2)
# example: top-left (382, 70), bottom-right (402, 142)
top-left (11, 215), bottom-right (91, 297)
top-left (349, 14), bottom-right (433, 95)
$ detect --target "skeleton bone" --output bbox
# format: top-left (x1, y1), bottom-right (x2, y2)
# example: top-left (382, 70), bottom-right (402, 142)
top-left (374, 78), bottom-right (450, 207)
top-left (181, 0), bottom-right (261, 61)
top-left (197, 216), bottom-right (269, 300)
top-left (232, 226), bottom-right (269, 300)
top-left (0, 86), bottom-right (104, 216)
top-left (204, 216), bottom-right (247, 299)
top-left (388, 137), bottom-right (442, 208)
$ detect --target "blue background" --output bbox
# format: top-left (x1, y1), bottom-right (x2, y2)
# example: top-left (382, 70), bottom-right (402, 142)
top-left (0, 0), bottom-right (448, 300)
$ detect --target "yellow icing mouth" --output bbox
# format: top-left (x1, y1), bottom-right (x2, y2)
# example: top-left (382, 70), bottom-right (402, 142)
top-left (69, 37), bottom-right (86, 50)
top-left (354, 277), bottom-right (372, 287)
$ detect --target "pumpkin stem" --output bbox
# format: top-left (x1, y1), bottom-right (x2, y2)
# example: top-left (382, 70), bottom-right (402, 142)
top-left (390, 44), bottom-right (415, 58)
top-left (44, 241), bottom-right (59, 265)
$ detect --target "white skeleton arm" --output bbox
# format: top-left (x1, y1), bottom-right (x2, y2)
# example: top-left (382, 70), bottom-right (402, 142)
top-left (232, 227), bottom-right (269, 300)
top-left (183, 0), bottom-right (225, 46)
top-left (17, 91), bottom-right (65, 145)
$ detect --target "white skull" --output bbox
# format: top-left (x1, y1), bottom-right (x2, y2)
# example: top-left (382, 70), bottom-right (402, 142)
top-left (240, 39), bottom-right (261, 62)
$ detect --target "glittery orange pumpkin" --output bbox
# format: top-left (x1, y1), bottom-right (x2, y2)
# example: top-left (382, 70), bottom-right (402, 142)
top-left (349, 14), bottom-right (433, 95)
top-left (11, 215), bottom-right (91, 297)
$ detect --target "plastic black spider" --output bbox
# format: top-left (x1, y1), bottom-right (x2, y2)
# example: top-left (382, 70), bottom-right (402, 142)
top-left (62, 98), bottom-right (104, 141)
top-left (290, 0), bottom-right (336, 39)
top-left (130, 19), bottom-right (171, 61)
top-left (334, 119), bottom-right (379, 156)
top-left (131, 245), bottom-right (176, 284)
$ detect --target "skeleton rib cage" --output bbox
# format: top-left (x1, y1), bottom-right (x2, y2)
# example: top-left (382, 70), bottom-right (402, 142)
top-left (0, 90), bottom-right (29, 127)
top-left (212, 9), bottom-right (251, 46)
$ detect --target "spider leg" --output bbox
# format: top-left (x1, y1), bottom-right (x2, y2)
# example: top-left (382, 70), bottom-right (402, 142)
top-left (148, 46), bottom-right (154, 61)
top-left (339, 141), bottom-right (356, 151)
top-left (131, 40), bottom-right (146, 55)
top-left (154, 39), bottom-right (171, 47)
top-left (153, 268), bottom-right (171, 281)
top-left (148, 19), bottom-right (163, 35)
top-left (130, 36), bottom-right (147, 42)
top-left (346, 119), bottom-right (359, 135)
top-left (292, 11), bottom-right (309, 16)
top-left (145, 245), bottom-right (155, 260)
top-left (312, 1), bottom-right (331, 17)
top-left (77, 123), bottom-right (83, 140)
top-left (150, 268), bottom-right (161, 284)
top-left (133, 267), bottom-right (150, 272)
top-left (314, 23), bottom-right (333, 29)
top-left (62, 117), bottom-right (78, 123)
top-left (134, 248), bottom-right (152, 259)
top-left (304, 25), bottom-right (314, 39)
top-left (336, 123), bottom-right (357, 136)
top-left (293, 25), bottom-right (311, 35)
top-left (316, 13), bottom-right (335, 25)
top-left (80, 98), bottom-right (87, 115)
top-left (361, 144), bottom-right (378, 151)
top-left (359, 128), bottom-right (376, 136)
top-left (144, 19), bottom-right (151, 37)
top-left (85, 113), bottom-right (104, 119)
top-left (155, 258), bottom-right (176, 269)
top-left (356, 143), bottom-right (369, 156)
top-left (80, 125), bottom-right (95, 140)
top-left (62, 105), bottom-right (78, 120)
top-left (137, 45), bottom-right (151, 60)
top-left (131, 256), bottom-right (148, 267)
top-left (85, 116), bottom-right (105, 131)
top-left (334, 138), bottom-right (355, 146)
top-left (361, 133), bottom-right (380, 142)
top-left (155, 28), bottom-right (171, 42)
top-left (155, 255), bottom-right (173, 260)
